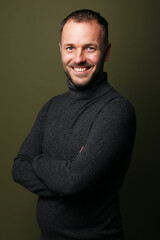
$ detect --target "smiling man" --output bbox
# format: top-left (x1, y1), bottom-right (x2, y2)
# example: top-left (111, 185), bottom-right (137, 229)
top-left (59, 18), bottom-right (110, 87)
top-left (12, 9), bottom-right (136, 240)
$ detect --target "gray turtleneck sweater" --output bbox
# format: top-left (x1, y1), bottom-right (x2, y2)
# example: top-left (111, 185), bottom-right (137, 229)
top-left (12, 73), bottom-right (136, 240)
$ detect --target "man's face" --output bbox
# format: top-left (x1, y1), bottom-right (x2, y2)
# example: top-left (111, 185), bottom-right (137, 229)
top-left (59, 19), bottom-right (110, 87)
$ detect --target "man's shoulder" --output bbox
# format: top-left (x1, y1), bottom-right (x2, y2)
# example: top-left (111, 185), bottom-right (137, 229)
top-left (38, 91), bottom-right (69, 115)
top-left (48, 91), bottom-right (69, 104)
top-left (104, 84), bottom-right (131, 103)
top-left (102, 85), bottom-right (136, 118)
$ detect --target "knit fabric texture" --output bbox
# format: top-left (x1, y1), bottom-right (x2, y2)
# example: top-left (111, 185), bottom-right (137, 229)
top-left (12, 73), bottom-right (136, 240)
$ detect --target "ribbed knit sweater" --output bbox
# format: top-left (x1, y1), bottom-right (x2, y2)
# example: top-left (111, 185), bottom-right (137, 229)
top-left (12, 73), bottom-right (136, 240)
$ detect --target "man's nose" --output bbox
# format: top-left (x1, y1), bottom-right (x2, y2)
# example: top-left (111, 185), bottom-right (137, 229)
top-left (74, 49), bottom-right (86, 64)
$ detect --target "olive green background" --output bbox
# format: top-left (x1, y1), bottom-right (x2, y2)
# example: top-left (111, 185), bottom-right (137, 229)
top-left (1, 0), bottom-right (160, 239)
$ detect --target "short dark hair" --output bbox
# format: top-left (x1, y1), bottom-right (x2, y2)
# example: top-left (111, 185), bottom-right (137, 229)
top-left (60, 9), bottom-right (109, 47)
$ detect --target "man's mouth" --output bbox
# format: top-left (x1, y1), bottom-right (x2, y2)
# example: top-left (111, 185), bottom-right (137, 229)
top-left (72, 66), bottom-right (91, 72)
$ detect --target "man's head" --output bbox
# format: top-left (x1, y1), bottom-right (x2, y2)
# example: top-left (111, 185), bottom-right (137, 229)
top-left (59, 9), bottom-right (111, 87)
top-left (60, 9), bottom-right (109, 48)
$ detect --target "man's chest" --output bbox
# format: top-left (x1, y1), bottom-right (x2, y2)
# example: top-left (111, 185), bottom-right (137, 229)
top-left (42, 98), bottom-right (106, 160)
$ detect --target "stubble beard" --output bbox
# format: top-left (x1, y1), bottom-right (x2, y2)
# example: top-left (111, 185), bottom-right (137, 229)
top-left (63, 60), bottom-right (105, 88)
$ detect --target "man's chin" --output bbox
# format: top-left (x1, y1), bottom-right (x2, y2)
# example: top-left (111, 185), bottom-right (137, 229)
top-left (69, 77), bottom-right (92, 88)
top-left (64, 70), bottom-right (98, 88)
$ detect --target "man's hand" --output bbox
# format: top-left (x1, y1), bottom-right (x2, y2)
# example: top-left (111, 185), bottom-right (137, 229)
top-left (59, 146), bottom-right (84, 197)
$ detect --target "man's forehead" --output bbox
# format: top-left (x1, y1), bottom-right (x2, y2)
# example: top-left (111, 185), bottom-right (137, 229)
top-left (61, 19), bottom-right (105, 39)
top-left (62, 19), bottom-right (103, 32)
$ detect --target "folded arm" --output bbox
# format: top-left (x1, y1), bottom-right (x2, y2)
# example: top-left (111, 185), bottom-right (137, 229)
top-left (12, 101), bottom-right (55, 197)
top-left (32, 101), bottom-right (136, 196)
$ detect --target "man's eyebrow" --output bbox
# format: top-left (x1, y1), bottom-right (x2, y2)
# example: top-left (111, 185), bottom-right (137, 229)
top-left (85, 43), bottom-right (98, 47)
top-left (62, 42), bottom-right (98, 47)
top-left (62, 43), bottom-right (74, 47)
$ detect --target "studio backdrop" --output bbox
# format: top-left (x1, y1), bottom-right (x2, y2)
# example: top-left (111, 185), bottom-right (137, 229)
top-left (1, 0), bottom-right (160, 239)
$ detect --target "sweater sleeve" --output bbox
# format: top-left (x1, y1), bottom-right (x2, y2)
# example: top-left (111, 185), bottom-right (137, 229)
top-left (32, 100), bottom-right (136, 196)
top-left (12, 101), bottom-right (55, 197)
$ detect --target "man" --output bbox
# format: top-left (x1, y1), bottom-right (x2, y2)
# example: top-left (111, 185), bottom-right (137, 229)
top-left (12, 9), bottom-right (136, 240)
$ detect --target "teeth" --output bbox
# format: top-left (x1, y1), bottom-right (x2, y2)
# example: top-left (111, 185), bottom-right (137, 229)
top-left (74, 67), bottom-right (87, 72)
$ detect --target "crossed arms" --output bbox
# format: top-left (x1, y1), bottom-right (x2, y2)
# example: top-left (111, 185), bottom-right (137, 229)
top-left (12, 100), bottom-right (136, 197)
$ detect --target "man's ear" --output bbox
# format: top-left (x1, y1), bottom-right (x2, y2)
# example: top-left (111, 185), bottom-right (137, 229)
top-left (59, 42), bottom-right (62, 52)
top-left (104, 43), bottom-right (111, 62)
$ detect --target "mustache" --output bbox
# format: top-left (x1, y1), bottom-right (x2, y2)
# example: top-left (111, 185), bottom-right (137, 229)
top-left (69, 62), bottom-right (94, 68)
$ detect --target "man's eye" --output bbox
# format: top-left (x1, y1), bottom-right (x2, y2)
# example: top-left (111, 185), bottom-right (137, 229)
top-left (66, 47), bottom-right (73, 51)
top-left (87, 47), bottom-right (95, 51)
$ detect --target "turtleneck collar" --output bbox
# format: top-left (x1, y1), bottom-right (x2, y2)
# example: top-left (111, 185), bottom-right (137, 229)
top-left (67, 72), bottom-right (112, 100)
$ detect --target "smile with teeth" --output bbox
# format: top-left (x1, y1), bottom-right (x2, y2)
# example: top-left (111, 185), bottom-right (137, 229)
top-left (73, 67), bottom-right (91, 72)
